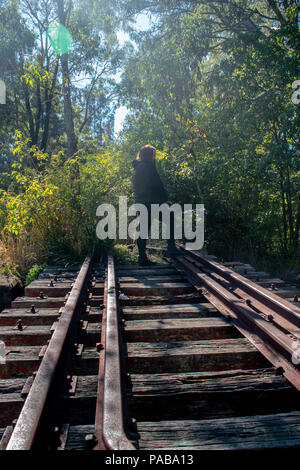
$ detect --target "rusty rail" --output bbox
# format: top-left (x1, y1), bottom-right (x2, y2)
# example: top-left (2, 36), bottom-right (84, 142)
top-left (99, 254), bottom-right (135, 450)
top-left (174, 249), bottom-right (300, 392)
top-left (183, 248), bottom-right (300, 329)
top-left (6, 255), bottom-right (92, 450)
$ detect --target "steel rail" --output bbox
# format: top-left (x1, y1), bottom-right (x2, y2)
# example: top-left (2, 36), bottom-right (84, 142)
top-left (94, 265), bottom-right (108, 450)
top-left (181, 247), bottom-right (300, 328)
top-left (173, 254), bottom-right (300, 391)
top-left (6, 255), bottom-right (92, 450)
top-left (101, 255), bottom-right (135, 450)
top-left (183, 252), bottom-right (299, 334)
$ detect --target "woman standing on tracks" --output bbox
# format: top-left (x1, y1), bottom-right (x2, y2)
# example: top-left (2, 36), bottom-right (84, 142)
top-left (132, 144), bottom-right (180, 265)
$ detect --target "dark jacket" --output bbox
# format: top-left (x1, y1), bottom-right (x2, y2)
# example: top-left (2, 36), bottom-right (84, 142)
top-left (132, 160), bottom-right (168, 205)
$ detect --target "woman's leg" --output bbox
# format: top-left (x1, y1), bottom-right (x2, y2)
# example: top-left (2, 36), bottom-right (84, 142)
top-left (137, 237), bottom-right (147, 263)
top-left (137, 204), bottom-right (152, 264)
top-left (166, 210), bottom-right (182, 255)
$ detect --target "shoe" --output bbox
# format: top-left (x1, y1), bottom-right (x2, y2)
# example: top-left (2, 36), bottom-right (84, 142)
top-left (166, 246), bottom-right (183, 257)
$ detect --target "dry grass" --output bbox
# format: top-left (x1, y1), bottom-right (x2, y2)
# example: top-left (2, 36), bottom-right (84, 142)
top-left (0, 230), bottom-right (47, 281)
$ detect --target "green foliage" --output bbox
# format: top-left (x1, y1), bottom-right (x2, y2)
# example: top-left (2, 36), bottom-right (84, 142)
top-left (0, 134), bottom-right (130, 274)
top-left (118, 0), bottom-right (300, 264)
top-left (113, 244), bottom-right (138, 265)
top-left (25, 263), bottom-right (47, 287)
top-left (0, 0), bottom-right (299, 279)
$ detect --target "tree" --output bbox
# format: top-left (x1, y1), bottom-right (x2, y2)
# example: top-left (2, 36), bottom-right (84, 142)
top-left (118, 0), bottom-right (300, 258)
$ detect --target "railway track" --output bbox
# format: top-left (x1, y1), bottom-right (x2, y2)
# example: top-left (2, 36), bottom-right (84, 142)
top-left (0, 250), bottom-right (300, 450)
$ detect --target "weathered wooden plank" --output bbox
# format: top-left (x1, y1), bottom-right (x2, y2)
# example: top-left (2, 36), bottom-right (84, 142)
top-left (222, 262), bottom-right (245, 267)
top-left (62, 396), bottom-right (96, 426)
top-left (119, 275), bottom-right (186, 283)
top-left (25, 283), bottom-right (72, 297)
top-left (0, 309), bottom-right (60, 326)
top-left (11, 297), bottom-right (65, 308)
top-left (256, 279), bottom-right (286, 287)
top-left (75, 375), bottom-right (98, 396)
top-left (60, 375), bottom-right (98, 425)
top-left (117, 264), bottom-right (170, 271)
top-left (122, 303), bottom-right (218, 320)
top-left (127, 369), bottom-right (298, 421)
top-left (129, 368), bottom-right (288, 394)
top-left (90, 283), bottom-right (104, 295)
top-left (71, 347), bottom-right (99, 375)
top-left (118, 269), bottom-right (179, 277)
top-left (0, 394), bottom-right (24, 426)
top-left (87, 295), bottom-right (104, 307)
top-left (65, 424), bottom-right (95, 450)
top-left (0, 377), bottom-right (26, 394)
top-left (233, 264), bottom-right (255, 274)
top-left (85, 323), bottom-right (101, 346)
top-left (0, 375), bottom-right (99, 428)
top-left (0, 325), bottom-right (51, 346)
top-left (119, 293), bottom-right (205, 307)
top-left (120, 282), bottom-right (195, 297)
top-left (266, 287), bottom-right (300, 298)
top-left (42, 266), bottom-right (80, 273)
top-left (126, 338), bottom-right (269, 373)
top-left (124, 317), bottom-right (240, 342)
top-left (38, 273), bottom-right (79, 280)
top-left (243, 271), bottom-right (269, 279)
top-left (0, 346), bottom-right (40, 378)
top-left (0, 307), bottom-right (102, 326)
top-left (122, 303), bottom-right (216, 313)
top-left (0, 426), bottom-right (13, 450)
top-left (137, 412), bottom-right (300, 449)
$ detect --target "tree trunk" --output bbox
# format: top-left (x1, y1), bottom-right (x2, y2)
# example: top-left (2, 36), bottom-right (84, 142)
top-left (60, 54), bottom-right (78, 157)
top-left (279, 176), bottom-right (288, 257)
top-left (41, 60), bottom-right (59, 152)
top-left (190, 148), bottom-right (204, 205)
top-left (56, 0), bottom-right (78, 158)
top-left (34, 79), bottom-right (42, 146)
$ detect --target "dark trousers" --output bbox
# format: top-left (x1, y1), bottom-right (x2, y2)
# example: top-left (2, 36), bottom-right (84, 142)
top-left (136, 204), bottom-right (176, 260)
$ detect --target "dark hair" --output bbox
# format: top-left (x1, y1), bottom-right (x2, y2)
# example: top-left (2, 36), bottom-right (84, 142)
top-left (136, 144), bottom-right (156, 162)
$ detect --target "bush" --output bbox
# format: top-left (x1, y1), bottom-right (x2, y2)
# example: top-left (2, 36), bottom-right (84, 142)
top-left (0, 134), bottom-right (131, 275)
top-left (25, 263), bottom-right (47, 286)
top-left (113, 244), bottom-right (138, 265)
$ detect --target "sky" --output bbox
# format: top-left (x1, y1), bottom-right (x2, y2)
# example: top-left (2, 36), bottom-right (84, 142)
top-left (114, 13), bottom-right (151, 136)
